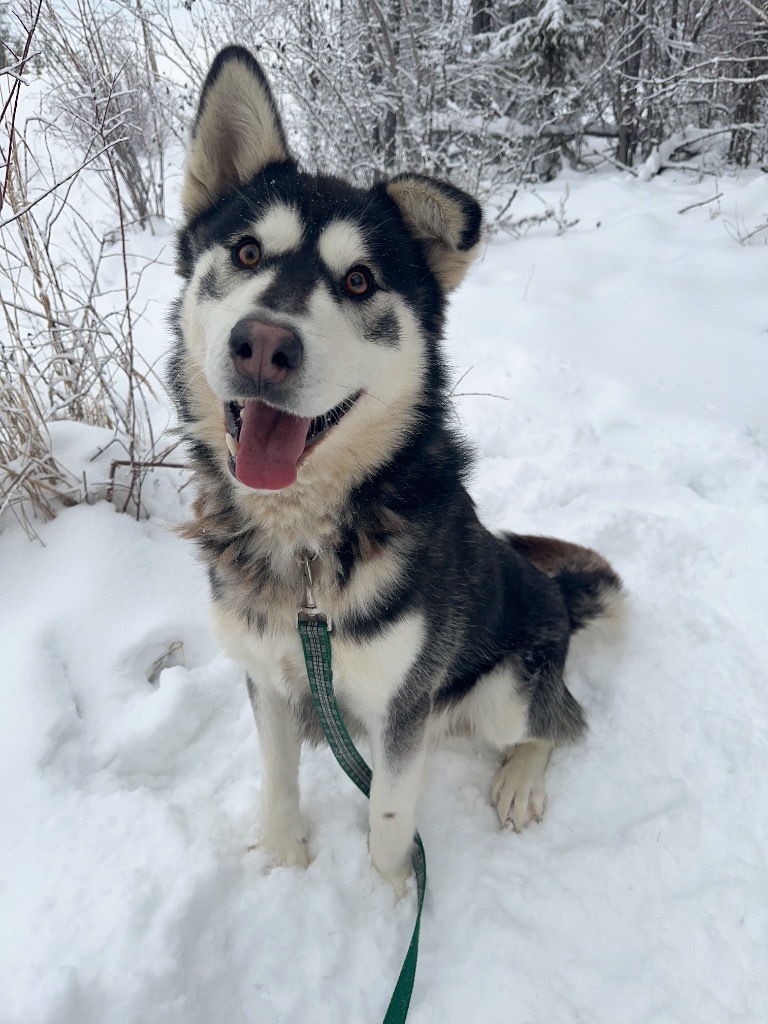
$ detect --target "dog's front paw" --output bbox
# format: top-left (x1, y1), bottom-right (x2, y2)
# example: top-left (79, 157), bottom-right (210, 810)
top-left (260, 817), bottom-right (311, 869)
top-left (373, 858), bottom-right (412, 900)
top-left (368, 831), bottom-right (412, 899)
top-left (491, 748), bottom-right (547, 832)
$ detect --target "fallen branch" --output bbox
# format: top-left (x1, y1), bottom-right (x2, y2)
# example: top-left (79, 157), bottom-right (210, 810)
top-left (679, 192), bottom-right (723, 214)
top-left (106, 459), bottom-right (189, 504)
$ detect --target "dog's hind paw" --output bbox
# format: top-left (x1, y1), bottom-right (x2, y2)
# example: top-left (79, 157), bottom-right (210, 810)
top-left (491, 742), bottom-right (551, 832)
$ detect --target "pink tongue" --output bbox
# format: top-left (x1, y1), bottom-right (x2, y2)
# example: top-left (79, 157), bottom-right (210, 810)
top-left (235, 400), bottom-right (311, 490)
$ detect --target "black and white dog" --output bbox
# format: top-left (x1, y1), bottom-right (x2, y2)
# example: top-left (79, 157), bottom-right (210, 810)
top-left (169, 47), bottom-right (623, 891)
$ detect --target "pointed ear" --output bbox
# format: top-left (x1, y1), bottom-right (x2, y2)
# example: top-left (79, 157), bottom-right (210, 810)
top-left (386, 174), bottom-right (483, 291)
top-left (182, 46), bottom-right (292, 222)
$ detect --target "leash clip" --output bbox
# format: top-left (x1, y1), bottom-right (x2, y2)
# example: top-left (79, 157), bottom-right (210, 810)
top-left (297, 552), bottom-right (332, 631)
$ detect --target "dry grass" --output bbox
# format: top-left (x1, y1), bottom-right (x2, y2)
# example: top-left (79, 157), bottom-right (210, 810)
top-left (1, 1), bottom-right (176, 537)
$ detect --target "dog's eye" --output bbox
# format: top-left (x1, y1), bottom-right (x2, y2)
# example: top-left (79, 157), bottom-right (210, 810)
top-left (344, 267), bottom-right (373, 298)
top-left (234, 238), bottom-right (261, 268)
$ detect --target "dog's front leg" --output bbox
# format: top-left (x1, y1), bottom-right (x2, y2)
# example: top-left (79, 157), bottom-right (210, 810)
top-left (368, 712), bottom-right (428, 896)
top-left (246, 675), bottom-right (310, 868)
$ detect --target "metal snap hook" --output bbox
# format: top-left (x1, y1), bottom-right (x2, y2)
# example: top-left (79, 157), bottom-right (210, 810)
top-left (297, 551), bottom-right (331, 630)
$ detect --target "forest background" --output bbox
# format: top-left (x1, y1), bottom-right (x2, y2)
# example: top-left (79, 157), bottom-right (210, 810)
top-left (1, 0), bottom-right (767, 521)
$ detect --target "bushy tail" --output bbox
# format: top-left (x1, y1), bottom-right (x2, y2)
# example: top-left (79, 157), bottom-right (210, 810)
top-left (505, 533), bottom-right (624, 634)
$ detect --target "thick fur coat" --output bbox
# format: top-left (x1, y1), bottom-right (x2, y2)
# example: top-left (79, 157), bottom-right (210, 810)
top-left (169, 46), bottom-right (623, 888)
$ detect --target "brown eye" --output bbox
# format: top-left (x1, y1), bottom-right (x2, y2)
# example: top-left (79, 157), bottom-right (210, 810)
top-left (234, 238), bottom-right (261, 268)
top-left (344, 267), bottom-right (373, 297)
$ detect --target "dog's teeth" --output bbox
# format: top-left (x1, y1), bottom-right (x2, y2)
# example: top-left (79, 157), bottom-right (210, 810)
top-left (237, 400), bottom-right (245, 409)
top-left (225, 433), bottom-right (240, 457)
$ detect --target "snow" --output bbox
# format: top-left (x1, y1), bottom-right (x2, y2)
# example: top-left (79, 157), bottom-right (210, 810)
top-left (2, 169), bottom-right (767, 1024)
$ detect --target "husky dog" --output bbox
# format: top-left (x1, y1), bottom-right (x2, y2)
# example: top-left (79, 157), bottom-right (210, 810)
top-left (169, 47), bottom-right (623, 889)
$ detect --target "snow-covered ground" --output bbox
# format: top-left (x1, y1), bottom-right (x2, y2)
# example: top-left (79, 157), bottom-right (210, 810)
top-left (2, 169), bottom-right (767, 1024)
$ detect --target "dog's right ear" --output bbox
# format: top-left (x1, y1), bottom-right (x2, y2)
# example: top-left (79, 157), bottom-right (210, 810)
top-left (182, 46), bottom-right (292, 223)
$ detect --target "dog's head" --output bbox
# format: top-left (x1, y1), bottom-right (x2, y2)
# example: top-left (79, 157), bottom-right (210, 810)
top-left (173, 46), bottom-right (482, 494)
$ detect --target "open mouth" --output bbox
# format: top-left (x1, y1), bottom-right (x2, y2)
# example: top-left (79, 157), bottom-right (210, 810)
top-left (224, 392), bottom-right (362, 491)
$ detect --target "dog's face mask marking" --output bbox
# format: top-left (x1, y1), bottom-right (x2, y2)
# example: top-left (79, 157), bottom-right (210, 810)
top-left (176, 46), bottom-right (483, 492)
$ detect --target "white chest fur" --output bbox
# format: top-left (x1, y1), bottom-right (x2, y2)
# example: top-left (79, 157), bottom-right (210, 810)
top-left (211, 602), bottom-right (425, 728)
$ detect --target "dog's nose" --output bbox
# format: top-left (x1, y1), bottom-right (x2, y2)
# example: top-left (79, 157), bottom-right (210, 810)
top-left (229, 317), bottom-right (303, 386)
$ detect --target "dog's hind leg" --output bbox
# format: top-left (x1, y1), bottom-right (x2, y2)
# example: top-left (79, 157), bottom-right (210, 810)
top-left (491, 658), bottom-right (586, 830)
top-left (247, 675), bottom-right (310, 868)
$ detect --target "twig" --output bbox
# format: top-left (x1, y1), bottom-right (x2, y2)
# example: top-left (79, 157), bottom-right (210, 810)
top-left (448, 365), bottom-right (475, 396)
top-left (585, 147), bottom-right (639, 177)
top-left (0, 144), bottom-right (121, 230)
top-left (453, 392), bottom-right (510, 401)
top-left (106, 460), bottom-right (189, 503)
top-left (522, 264), bottom-right (536, 300)
top-left (0, 0), bottom-right (44, 213)
top-left (678, 193), bottom-right (724, 214)
top-left (737, 222), bottom-right (768, 244)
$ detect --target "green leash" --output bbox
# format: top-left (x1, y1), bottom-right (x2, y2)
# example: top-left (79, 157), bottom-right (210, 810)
top-left (297, 558), bottom-right (426, 1024)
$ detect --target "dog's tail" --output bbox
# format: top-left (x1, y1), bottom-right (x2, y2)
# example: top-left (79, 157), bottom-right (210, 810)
top-left (505, 533), bottom-right (624, 635)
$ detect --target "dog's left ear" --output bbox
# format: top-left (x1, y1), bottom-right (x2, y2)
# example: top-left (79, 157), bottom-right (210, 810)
top-left (182, 46), bottom-right (292, 223)
top-left (386, 174), bottom-right (483, 292)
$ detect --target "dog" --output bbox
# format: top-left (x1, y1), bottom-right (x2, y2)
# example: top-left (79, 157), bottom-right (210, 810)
top-left (169, 46), bottom-right (624, 890)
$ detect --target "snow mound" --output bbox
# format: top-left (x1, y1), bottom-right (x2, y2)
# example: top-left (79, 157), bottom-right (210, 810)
top-left (1, 172), bottom-right (766, 1024)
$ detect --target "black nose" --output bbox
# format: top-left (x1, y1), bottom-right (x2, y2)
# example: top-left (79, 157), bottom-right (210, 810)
top-left (229, 317), bottom-right (303, 386)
